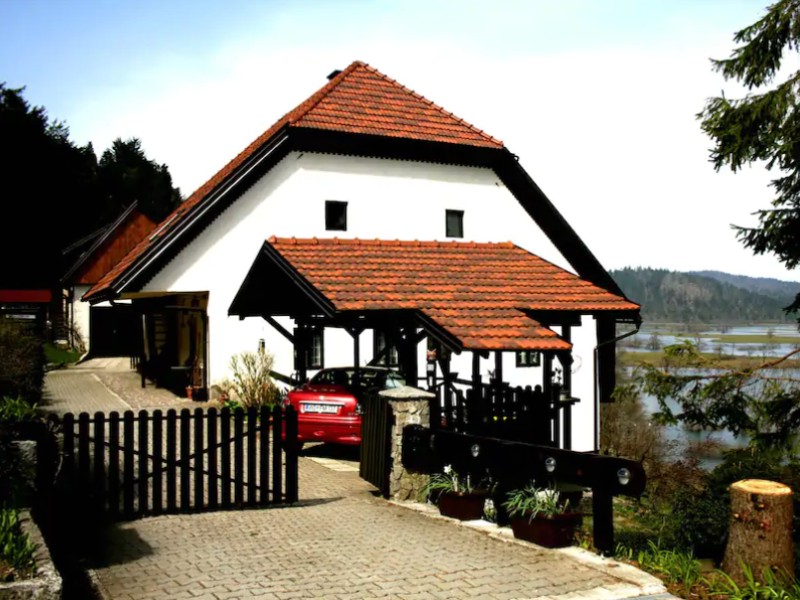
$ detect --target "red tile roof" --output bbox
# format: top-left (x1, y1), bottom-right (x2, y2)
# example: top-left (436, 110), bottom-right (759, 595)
top-left (267, 238), bottom-right (639, 351)
top-left (85, 61), bottom-right (503, 301)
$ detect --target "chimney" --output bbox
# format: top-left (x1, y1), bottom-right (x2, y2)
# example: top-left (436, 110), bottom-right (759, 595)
top-left (327, 69), bottom-right (342, 81)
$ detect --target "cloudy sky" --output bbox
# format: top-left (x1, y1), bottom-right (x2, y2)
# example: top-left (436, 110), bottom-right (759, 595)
top-left (2, 0), bottom-right (796, 281)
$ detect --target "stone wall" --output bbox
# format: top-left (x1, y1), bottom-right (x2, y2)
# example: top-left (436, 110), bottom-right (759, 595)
top-left (0, 510), bottom-right (62, 600)
top-left (381, 387), bottom-right (433, 501)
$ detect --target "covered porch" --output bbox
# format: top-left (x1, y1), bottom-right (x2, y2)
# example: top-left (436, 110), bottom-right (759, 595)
top-left (229, 237), bottom-right (639, 448)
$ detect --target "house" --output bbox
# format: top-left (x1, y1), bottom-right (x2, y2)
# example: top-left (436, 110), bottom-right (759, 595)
top-left (0, 289), bottom-right (52, 331)
top-left (83, 61), bottom-right (639, 451)
top-left (61, 202), bottom-right (157, 354)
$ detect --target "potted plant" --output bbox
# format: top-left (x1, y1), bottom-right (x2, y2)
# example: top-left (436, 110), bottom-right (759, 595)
top-left (502, 482), bottom-right (582, 548)
top-left (421, 465), bottom-right (490, 521)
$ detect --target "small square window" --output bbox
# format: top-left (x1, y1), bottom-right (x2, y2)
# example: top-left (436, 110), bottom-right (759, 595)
top-left (446, 209), bottom-right (463, 238)
top-left (326, 201), bottom-right (347, 231)
top-left (516, 351), bottom-right (541, 368)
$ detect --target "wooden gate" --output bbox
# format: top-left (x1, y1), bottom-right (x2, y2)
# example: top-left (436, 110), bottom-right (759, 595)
top-left (359, 391), bottom-right (393, 496)
top-left (58, 406), bottom-right (298, 520)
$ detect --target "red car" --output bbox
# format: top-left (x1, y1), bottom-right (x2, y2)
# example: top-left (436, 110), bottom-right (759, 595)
top-left (285, 367), bottom-right (406, 448)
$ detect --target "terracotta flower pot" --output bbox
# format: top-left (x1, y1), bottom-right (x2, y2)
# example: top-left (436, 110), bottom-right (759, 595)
top-left (509, 512), bottom-right (582, 548)
top-left (437, 490), bottom-right (488, 521)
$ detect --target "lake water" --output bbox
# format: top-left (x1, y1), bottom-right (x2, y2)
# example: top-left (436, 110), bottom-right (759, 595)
top-left (623, 323), bottom-right (800, 469)
top-left (622, 324), bottom-right (800, 358)
top-left (638, 389), bottom-right (749, 470)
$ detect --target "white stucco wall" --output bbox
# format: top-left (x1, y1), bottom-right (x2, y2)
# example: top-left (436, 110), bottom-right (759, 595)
top-left (72, 285), bottom-right (92, 352)
top-left (141, 151), bottom-right (602, 448)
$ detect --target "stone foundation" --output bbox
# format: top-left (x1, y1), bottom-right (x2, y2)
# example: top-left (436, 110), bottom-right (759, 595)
top-left (380, 387), bottom-right (434, 501)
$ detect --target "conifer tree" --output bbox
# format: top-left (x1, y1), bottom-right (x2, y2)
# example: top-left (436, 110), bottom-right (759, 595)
top-left (699, 0), bottom-right (800, 314)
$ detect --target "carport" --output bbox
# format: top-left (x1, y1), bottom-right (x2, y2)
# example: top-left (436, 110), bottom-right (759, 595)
top-left (229, 237), bottom-right (639, 447)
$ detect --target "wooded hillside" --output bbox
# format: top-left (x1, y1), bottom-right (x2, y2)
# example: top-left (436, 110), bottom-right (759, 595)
top-left (610, 268), bottom-right (798, 323)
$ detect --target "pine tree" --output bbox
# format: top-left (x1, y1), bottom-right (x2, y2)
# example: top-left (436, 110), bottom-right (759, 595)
top-left (699, 0), bottom-right (800, 313)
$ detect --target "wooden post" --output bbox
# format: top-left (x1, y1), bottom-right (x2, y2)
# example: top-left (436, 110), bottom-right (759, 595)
top-left (166, 409), bottom-right (177, 512)
top-left (179, 409), bottom-right (190, 511)
top-left (93, 411), bottom-right (106, 514)
top-left (137, 410), bottom-right (149, 515)
top-left (108, 412), bottom-right (120, 518)
top-left (246, 407), bottom-right (257, 506)
top-left (220, 407), bottom-right (231, 508)
top-left (193, 408), bottom-right (204, 510)
top-left (285, 405), bottom-right (299, 503)
top-left (272, 408), bottom-right (283, 503)
top-left (207, 408), bottom-right (218, 510)
top-left (592, 490), bottom-right (614, 554)
top-left (561, 327), bottom-right (572, 450)
top-left (471, 352), bottom-right (481, 398)
top-left (723, 479), bottom-right (794, 583)
top-left (152, 410), bottom-right (163, 514)
top-left (122, 411), bottom-right (135, 518)
top-left (233, 408), bottom-right (244, 507)
top-left (259, 406), bottom-right (270, 506)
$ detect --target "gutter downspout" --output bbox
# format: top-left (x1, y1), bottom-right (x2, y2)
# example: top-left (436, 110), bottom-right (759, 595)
top-left (593, 319), bottom-right (641, 451)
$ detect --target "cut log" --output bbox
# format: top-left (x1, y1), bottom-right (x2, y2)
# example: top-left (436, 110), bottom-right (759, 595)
top-left (722, 479), bottom-right (794, 583)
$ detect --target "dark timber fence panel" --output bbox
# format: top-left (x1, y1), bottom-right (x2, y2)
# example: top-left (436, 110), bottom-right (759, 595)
top-left (108, 412), bottom-right (120, 518)
top-left (271, 408), bottom-right (282, 504)
top-left (359, 391), bottom-right (392, 496)
top-left (221, 407), bottom-right (231, 508)
top-left (207, 408), bottom-right (218, 510)
top-left (152, 410), bottom-right (163, 515)
top-left (436, 382), bottom-right (554, 445)
top-left (57, 405), bottom-right (298, 521)
top-left (194, 408), bottom-right (204, 510)
top-left (122, 411), bottom-right (135, 518)
top-left (258, 406), bottom-right (269, 505)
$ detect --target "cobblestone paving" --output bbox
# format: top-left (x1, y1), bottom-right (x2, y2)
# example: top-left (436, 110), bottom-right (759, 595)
top-left (43, 362), bottom-right (670, 600)
top-left (90, 457), bottom-right (666, 600)
top-left (42, 358), bottom-right (216, 416)
top-left (42, 370), bottom-right (132, 416)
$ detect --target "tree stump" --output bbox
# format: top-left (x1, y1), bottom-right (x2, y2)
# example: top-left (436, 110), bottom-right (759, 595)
top-left (722, 479), bottom-right (794, 583)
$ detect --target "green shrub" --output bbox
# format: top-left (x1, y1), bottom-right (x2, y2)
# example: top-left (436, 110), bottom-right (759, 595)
top-left (0, 321), bottom-right (44, 403)
top-left (662, 485), bottom-right (729, 559)
top-left (229, 349), bottom-right (284, 408)
top-left (0, 508), bottom-right (35, 582)
top-left (0, 396), bottom-right (38, 425)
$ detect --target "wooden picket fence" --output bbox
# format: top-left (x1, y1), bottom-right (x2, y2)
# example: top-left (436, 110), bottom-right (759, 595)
top-left (59, 405), bottom-right (298, 520)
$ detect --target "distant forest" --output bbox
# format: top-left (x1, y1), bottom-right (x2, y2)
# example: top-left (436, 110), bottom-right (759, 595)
top-left (609, 268), bottom-right (799, 324)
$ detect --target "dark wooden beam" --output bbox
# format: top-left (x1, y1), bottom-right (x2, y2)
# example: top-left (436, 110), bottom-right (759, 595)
top-left (523, 311), bottom-right (583, 327)
top-left (471, 352), bottom-right (481, 398)
top-left (561, 326), bottom-right (572, 450)
top-left (262, 315), bottom-right (294, 343)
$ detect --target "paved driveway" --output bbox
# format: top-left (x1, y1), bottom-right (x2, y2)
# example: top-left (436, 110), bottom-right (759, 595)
top-left (43, 365), bottom-right (669, 600)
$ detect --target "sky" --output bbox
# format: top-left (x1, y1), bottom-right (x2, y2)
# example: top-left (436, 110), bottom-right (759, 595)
top-left (2, 0), bottom-right (798, 282)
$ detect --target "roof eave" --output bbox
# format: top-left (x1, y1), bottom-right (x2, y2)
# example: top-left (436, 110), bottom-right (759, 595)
top-left (63, 201), bottom-right (141, 284)
top-left (114, 131), bottom-right (292, 297)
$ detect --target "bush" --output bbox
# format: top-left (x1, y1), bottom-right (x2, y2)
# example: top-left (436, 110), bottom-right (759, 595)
top-left (663, 485), bottom-right (729, 559)
top-left (229, 348), bottom-right (284, 408)
top-left (0, 320), bottom-right (44, 403)
top-left (0, 508), bottom-right (35, 582)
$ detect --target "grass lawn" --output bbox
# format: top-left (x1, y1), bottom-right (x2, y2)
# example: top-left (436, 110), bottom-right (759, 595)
top-left (617, 350), bottom-right (800, 370)
top-left (706, 333), bottom-right (800, 344)
top-left (44, 342), bottom-right (81, 365)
